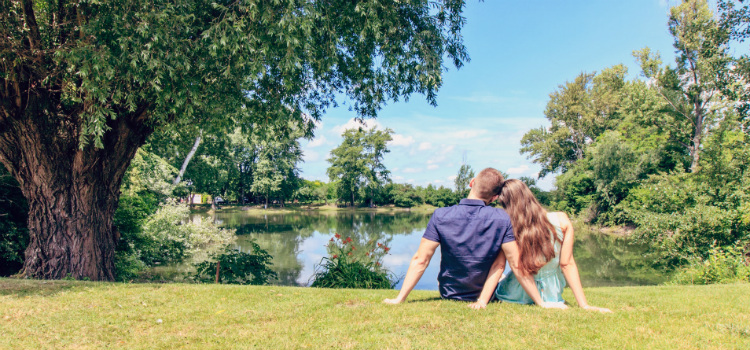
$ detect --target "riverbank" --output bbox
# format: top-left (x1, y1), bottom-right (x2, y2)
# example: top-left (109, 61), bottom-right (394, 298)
top-left (195, 203), bottom-right (439, 215)
top-left (1, 278), bottom-right (748, 349)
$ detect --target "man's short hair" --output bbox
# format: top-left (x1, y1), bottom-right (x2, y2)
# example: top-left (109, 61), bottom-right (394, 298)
top-left (473, 168), bottom-right (505, 201)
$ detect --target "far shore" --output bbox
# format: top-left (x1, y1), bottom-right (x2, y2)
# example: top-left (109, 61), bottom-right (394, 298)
top-left (190, 203), bottom-right (439, 215)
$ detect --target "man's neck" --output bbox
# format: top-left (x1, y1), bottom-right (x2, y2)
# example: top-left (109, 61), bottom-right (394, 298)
top-left (466, 193), bottom-right (489, 205)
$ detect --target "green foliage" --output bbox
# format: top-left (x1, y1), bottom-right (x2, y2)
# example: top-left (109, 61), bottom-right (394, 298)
top-left (139, 201), bottom-right (236, 265)
top-left (521, 65), bottom-right (628, 177)
top-left (311, 234), bottom-right (396, 289)
top-left (193, 244), bottom-right (277, 285)
top-left (388, 183), bottom-right (424, 208)
top-left (0, 168), bottom-right (28, 276)
top-left (423, 184), bottom-right (457, 208)
top-left (454, 164), bottom-right (474, 198)
top-left (669, 244), bottom-right (750, 285)
top-left (327, 128), bottom-right (392, 207)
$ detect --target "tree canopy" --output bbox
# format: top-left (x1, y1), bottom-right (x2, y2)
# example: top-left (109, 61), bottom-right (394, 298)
top-left (0, 0), bottom-right (471, 280)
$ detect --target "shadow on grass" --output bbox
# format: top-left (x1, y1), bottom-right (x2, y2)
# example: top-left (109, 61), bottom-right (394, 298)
top-left (0, 278), bottom-right (89, 297)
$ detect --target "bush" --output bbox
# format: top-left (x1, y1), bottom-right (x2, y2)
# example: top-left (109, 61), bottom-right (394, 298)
top-left (193, 243), bottom-right (277, 285)
top-left (311, 234), bottom-right (396, 289)
top-left (669, 244), bottom-right (750, 285)
top-left (113, 198), bottom-right (235, 281)
top-left (139, 200), bottom-right (236, 265)
top-left (620, 170), bottom-right (748, 268)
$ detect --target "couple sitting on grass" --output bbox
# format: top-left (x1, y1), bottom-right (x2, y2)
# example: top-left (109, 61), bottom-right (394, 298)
top-left (385, 167), bottom-right (611, 312)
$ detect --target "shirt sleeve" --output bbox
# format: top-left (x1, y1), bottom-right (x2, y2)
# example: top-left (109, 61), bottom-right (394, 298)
top-left (501, 222), bottom-right (516, 245)
top-left (422, 213), bottom-right (440, 243)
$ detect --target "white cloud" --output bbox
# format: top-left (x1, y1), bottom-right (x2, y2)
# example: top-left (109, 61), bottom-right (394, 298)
top-left (507, 164), bottom-right (531, 175)
top-left (392, 175), bottom-right (405, 181)
top-left (403, 168), bottom-right (421, 173)
top-left (307, 136), bottom-right (327, 148)
top-left (304, 149), bottom-right (320, 162)
top-left (427, 164), bottom-right (439, 170)
top-left (389, 134), bottom-right (415, 147)
top-left (332, 118), bottom-right (381, 134)
top-left (408, 179), bottom-right (415, 183)
top-left (418, 142), bottom-right (432, 151)
top-left (448, 175), bottom-right (457, 181)
top-left (433, 179), bottom-right (444, 184)
top-left (427, 145), bottom-right (455, 165)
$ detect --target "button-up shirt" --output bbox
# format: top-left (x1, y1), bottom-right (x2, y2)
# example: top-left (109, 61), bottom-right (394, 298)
top-left (423, 198), bottom-right (515, 301)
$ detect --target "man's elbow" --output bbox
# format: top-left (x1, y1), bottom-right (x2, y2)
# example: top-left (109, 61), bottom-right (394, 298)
top-left (412, 254), bottom-right (431, 268)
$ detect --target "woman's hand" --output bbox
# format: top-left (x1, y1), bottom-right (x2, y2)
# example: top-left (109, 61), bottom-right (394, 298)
top-left (582, 305), bottom-right (612, 313)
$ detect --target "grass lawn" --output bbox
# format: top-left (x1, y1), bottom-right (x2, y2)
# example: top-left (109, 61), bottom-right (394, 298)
top-left (1, 278), bottom-right (748, 349)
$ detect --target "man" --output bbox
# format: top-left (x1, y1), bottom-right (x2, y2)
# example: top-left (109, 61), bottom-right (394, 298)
top-left (384, 167), bottom-right (562, 308)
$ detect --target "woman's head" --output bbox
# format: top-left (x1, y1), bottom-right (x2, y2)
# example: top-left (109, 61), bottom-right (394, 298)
top-left (499, 179), bottom-right (559, 275)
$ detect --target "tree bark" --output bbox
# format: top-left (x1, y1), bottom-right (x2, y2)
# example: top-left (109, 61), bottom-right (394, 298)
top-left (0, 92), bottom-right (152, 280)
top-left (173, 130), bottom-right (202, 185)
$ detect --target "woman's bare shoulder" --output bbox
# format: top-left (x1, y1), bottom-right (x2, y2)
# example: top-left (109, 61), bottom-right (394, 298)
top-left (548, 212), bottom-right (573, 228)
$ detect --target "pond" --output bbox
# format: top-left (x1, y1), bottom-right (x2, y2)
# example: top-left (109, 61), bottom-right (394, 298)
top-left (203, 209), bottom-right (666, 290)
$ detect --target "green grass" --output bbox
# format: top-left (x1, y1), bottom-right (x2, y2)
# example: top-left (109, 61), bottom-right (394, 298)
top-left (1, 278), bottom-right (749, 349)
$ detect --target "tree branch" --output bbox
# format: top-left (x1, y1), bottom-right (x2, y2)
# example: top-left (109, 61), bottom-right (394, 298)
top-left (21, 0), bottom-right (42, 51)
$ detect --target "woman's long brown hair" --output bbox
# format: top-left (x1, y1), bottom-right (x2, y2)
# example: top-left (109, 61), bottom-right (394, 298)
top-left (499, 179), bottom-right (561, 276)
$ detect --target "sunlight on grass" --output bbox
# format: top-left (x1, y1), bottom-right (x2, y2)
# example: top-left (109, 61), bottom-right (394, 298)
top-left (0, 278), bottom-right (748, 349)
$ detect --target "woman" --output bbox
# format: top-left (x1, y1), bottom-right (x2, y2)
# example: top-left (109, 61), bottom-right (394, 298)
top-left (469, 179), bottom-right (611, 312)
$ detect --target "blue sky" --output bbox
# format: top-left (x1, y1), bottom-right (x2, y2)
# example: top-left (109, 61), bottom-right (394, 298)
top-left (299, 0), bottom-right (685, 190)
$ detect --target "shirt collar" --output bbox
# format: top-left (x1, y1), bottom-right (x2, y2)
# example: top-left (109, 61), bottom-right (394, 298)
top-left (459, 198), bottom-right (487, 206)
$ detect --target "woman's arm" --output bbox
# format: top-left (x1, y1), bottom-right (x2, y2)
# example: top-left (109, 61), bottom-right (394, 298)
top-left (557, 212), bottom-right (612, 313)
top-left (468, 250), bottom-right (506, 309)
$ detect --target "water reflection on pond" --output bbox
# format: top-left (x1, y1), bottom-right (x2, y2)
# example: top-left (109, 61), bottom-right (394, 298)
top-left (204, 209), bottom-right (665, 289)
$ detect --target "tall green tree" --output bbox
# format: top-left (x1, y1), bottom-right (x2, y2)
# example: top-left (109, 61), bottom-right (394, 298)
top-left (250, 121), bottom-right (305, 208)
top-left (327, 128), bottom-right (392, 206)
top-left (454, 164), bottom-right (474, 198)
top-left (520, 65), bottom-right (628, 177)
top-left (634, 0), bottom-right (732, 172)
top-left (0, 0), bottom-right (470, 279)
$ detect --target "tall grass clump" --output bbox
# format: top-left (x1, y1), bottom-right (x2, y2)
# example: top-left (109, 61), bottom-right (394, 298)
top-left (311, 234), bottom-right (397, 289)
top-left (669, 243), bottom-right (750, 285)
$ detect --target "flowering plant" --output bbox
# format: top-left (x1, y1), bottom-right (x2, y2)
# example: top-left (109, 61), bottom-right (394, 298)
top-left (310, 234), bottom-right (397, 289)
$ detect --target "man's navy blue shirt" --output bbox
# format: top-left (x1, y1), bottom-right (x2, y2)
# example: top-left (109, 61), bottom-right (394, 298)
top-left (422, 198), bottom-right (515, 301)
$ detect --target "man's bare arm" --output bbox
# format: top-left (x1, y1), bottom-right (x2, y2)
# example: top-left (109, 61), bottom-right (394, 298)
top-left (468, 250), bottom-right (506, 309)
top-left (384, 238), bottom-right (439, 304)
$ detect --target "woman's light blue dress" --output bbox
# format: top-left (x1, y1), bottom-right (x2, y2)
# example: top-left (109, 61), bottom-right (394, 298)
top-left (495, 212), bottom-right (566, 305)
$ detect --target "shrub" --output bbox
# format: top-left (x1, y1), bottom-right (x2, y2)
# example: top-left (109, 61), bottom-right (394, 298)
top-left (193, 243), bottom-right (277, 285)
top-left (139, 200), bottom-right (236, 265)
top-left (669, 244), bottom-right (750, 285)
top-left (310, 234), bottom-right (397, 289)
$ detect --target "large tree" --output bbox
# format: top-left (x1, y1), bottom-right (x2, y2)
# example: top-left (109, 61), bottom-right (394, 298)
top-left (327, 127), bottom-right (392, 207)
top-left (520, 65), bottom-right (628, 177)
top-left (0, 0), bottom-right (469, 280)
top-left (634, 0), bottom-right (732, 172)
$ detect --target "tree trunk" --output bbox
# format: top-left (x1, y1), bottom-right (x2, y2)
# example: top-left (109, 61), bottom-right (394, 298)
top-left (0, 94), bottom-right (152, 280)
top-left (690, 108), bottom-right (704, 173)
top-left (173, 130), bottom-right (202, 185)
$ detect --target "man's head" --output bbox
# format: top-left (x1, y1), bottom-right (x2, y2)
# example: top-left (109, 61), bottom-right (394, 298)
top-left (468, 168), bottom-right (505, 203)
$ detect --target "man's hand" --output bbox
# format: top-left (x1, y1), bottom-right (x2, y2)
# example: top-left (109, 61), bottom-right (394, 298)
top-left (383, 298), bottom-right (403, 305)
top-left (468, 300), bottom-right (487, 310)
top-left (541, 302), bottom-right (569, 309)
